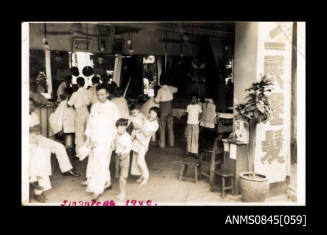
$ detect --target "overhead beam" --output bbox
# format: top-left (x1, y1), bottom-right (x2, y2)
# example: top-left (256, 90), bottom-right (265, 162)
top-left (141, 24), bottom-right (234, 38)
top-left (108, 23), bottom-right (234, 38)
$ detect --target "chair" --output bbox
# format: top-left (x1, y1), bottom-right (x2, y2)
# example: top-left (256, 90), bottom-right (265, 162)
top-left (199, 137), bottom-right (223, 190)
top-left (179, 158), bottom-right (201, 184)
top-left (214, 168), bottom-right (234, 198)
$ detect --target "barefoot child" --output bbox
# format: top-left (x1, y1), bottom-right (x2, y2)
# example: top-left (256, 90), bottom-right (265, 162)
top-left (130, 107), bottom-right (160, 185)
top-left (114, 118), bottom-right (132, 201)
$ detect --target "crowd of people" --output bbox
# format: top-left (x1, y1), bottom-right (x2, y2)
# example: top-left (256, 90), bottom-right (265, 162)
top-left (28, 72), bottom-right (215, 203)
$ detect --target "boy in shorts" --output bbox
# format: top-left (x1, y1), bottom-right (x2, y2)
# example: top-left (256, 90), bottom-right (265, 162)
top-left (114, 118), bottom-right (132, 201)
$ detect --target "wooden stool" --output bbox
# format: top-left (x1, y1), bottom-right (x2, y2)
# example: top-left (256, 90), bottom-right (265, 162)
top-left (214, 169), bottom-right (234, 198)
top-left (179, 159), bottom-right (200, 184)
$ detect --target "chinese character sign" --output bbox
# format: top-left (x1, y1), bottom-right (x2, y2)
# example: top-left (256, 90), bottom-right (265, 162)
top-left (254, 22), bottom-right (292, 183)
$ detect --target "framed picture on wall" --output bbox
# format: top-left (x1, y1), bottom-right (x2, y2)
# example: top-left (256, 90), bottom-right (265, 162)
top-left (72, 38), bottom-right (93, 52)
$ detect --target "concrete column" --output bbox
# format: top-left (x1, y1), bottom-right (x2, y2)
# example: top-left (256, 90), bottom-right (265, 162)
top-left (45, 48), bottom-right (52, 97)
top-left (233, 22), bottom-right (294, 184)
top-left (113, 55), bottom-right (122, 86)
top-left (296, 22), bottom-right (305, 205)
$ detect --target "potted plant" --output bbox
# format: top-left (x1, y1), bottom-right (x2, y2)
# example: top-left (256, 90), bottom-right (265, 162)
top-left (234, 75), bottom-right (274, 202)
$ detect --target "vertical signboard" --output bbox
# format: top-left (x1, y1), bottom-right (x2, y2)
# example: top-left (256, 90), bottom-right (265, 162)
top-left (254, 22), bottom-right (293, 183)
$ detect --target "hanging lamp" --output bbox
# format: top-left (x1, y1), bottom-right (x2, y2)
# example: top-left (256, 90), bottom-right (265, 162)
top-left (128, 32), bottom-right (134, 55)
top-left (82, 23), bottom-right (94, 77)
top-left (42, 23), bottom-right (50, 50)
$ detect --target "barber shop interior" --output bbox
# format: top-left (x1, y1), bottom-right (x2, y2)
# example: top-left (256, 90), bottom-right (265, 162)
top-left (23, 22), bottom-right (301, 205)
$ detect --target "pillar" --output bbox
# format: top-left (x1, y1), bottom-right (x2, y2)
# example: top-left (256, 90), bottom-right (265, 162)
top-left (234, 22), bottom-right (294, 185)
top-left (113, 54), bottom-right (122, 86)
top-left (296, 22), bottom-right (305, 205)
top-left (44, 48), bottom-right (52, 97)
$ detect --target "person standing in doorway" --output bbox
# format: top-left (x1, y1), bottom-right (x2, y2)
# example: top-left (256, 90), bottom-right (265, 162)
top-left (68, 77), bottom-right (91, 156)
top-left (185, 96), bottom-right (202, 158)
top-left (154, 73), bottom-right (177, 148)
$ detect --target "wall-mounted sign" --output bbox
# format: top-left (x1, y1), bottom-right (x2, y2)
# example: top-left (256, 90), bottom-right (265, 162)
top-left (254, 22), bottom-right (293, 183)
top-left (72, 38), bottom-right (92, 52)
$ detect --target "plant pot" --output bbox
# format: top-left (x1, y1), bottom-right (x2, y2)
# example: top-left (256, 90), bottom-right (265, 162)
top-left (239, 172), bottom-right (269, 202)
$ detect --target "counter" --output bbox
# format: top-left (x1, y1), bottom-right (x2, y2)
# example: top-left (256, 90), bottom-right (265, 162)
top-left (221, 138), bottom-right (249, 194)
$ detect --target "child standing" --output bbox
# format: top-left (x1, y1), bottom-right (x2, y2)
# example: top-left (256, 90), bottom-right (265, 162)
top-left (114, 118), bottom-right (132, 201)
top-left (130, 107), bottom-right (160, 185)
top-left (185, 96), bottom-right (202, 157)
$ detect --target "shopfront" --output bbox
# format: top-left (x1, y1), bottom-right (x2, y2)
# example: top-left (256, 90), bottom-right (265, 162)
top-left (22, 21), bottom-right (303, 205)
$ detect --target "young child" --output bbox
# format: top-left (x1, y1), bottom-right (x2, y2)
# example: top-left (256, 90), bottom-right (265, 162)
top-left (185, 96), bottom-right (202, 157)
top-left (129, 105), bottom-right (146, 139)
top-left (114, 118), bottom-right (132, 201)
top-left (130, 107), bottom-right (160, 185)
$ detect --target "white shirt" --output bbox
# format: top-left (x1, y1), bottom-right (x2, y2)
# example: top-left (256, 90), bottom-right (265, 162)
top-left (200, 101), bottom-right (216, 129)
top-left (186, 104), bottom-right (202, 125)
top-left (111, 97), bottom-right (130, 120)
top-left (62, 100), bottom-right (76, 133)
top-left (30, 112), bottom-right (40, 127)
top-left (155, 85), bottom-right (178, 103)
top-left (132, 119), bottom-right (159, 153)
top-left (68, 87), bottom-right (91, 108)
top-left (85, 100), bottom-right (119, 144)
top-left (115, 132), bottom-right (132, 155)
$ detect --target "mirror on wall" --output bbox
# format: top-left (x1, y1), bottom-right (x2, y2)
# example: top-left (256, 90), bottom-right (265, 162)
top-left (142, 55), bottom-right (157, 97)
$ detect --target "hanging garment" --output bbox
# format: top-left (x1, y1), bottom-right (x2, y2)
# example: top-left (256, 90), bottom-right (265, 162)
top-left (49, 100), bottom-right (66, 135)
top-left (200, 99), bottom-right (216, 129)
top-left (62, 100), bottom-right (76, 133)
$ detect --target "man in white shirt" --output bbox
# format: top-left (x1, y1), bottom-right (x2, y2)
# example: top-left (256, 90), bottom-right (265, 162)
top-left (68, 77), bottom-right (91, 156)
top-left (154, 75), bottom-right (178, 148)
top-left (110, 87), bottom-right (130, 120)
top-left (29, 99), bottom-right (80, 202)
top-left (83, 83), bottom-right (119, 200)
top-left (186, 96), bottom-right (202, 156)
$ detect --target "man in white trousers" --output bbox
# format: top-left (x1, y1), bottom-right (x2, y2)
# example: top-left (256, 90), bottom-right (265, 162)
top-left (83, 84), bottom-right (119, 200)
top-left (68, 77), bottom-right (91, 156)
top-left (29, 99), bottom-right (80, 202)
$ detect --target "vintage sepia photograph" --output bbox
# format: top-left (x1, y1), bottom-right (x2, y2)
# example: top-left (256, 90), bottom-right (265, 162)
top-left (21, 21), bottom-right (305, 206)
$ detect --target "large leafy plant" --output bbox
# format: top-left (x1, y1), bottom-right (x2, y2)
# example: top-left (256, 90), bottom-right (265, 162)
top-left (235, 75), bottom-right (274, 124)
top-left (234, 75), bottom-right (274, 176)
